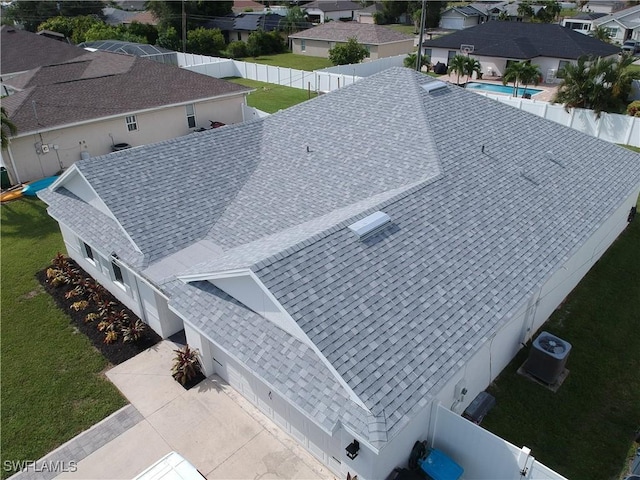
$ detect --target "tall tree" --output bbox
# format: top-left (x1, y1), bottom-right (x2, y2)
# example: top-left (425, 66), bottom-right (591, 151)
top-left (6, 1), bottom-right (103, 32)
top-left (1, 107), bottom-right (18, 150)
top-left (502, 61), bottom-right (539, 96)
top-left (187, 27), bottom-right (225, 56)
top-left (553, 55), bottom-right (640, 117)
top-left (448, 54), bottom-right (467, 85)
top-left (145, 1), bottom-right (232, 34)
top-left (535, 1), bottom-right (562, 22)
top-left (279, 6), bottom-right (307, 35)
top-left (328, 38), bottom-right (369, 66)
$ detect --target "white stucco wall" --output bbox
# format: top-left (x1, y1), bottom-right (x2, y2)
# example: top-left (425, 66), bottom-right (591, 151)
top-left (4, 94), bottom-right (246, 184)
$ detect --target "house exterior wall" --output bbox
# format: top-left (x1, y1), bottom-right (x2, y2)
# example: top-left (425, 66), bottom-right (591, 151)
top-left (4, 94), bottom-right (246, 184)
top-left (305, 7), bottom-right (355, 23)
top-left (561, 18), bottom-right (594, 33)
top-left (440, 11), bottom-right (481, 30)
top-left (292, 38), bottom-right (410, 59)
top-left (356, 13), bottom-right (375, 24)
top-left (595, 19), bottom-right (628, 42)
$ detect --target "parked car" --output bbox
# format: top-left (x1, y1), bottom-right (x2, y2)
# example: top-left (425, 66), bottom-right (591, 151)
top-left (621, 40), bottom-right (640, 55)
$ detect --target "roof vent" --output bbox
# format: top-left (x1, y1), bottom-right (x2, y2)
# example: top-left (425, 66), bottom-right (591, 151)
top-left (348, 211), bottom-right (391, 238)
top-left (545, 151), bottom-right (564, 167)
top-left (421, 80), bottom-right (448, 94)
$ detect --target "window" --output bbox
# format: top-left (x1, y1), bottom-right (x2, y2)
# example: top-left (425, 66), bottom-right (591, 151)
top-left (447, 50), bottom-right (457, 64)
top-left (423, 48), bottom-right (432, 61)
top-left (83, 242), bottom-right (94, 262)
top-left (364, 45), bottom-right (371, 58)
top-left (125, 115), bottom-right (138, 132)
top-left (186, 104), bottom-right (196, 128)
top-left (301, 40), bottom-right (306, 52)
top-left (111, 261), bottom-right (124, 284)
top-left (237, 32), bottom-right (241, 41)
top-left (557, 60), bottom-right (570, 78)
top-left (604, 27), bottom-right (618, 38)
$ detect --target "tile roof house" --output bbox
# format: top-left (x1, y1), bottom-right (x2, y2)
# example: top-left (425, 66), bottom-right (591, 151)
top-left (39, 67), bottom-right (640, 479)
top-left (439, 5), bottom-right (488, 30)
top-left (303, 0), bottom-right (362, 23)
top-left (592, 4), bottom-right (640, 43)
top-left (1, 30), bottom-right (250, 185)
top-left (289, 22), bottom-right (414, 59)
top-left (561, 11), bottom-right (608, 34)
top-left (205, 12), bottom-right (294, 43)
top-left (422, 21), bottom-right (621, 81)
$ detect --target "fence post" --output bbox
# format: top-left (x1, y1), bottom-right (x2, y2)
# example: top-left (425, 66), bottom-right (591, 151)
top-left (290, 68), bottom-right (292, 87)
top-left (278, 67), bottom-right (281, 85)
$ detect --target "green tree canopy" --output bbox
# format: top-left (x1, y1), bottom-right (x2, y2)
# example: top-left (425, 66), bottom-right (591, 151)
top-left (6, 1), bottom-right (103, 32)
top-left (157, 26), bottom-right (181, 51)
top-left (83, 24), bottom-right (147, 43)
top-left (328, 37), bottom-right (369, 66)
top-left (502, 61), bottom-right (542, 96)
top-left (38, 15), bottom-right (102, 44)
top-left (246, 29), bottom-right (286, 57)
top-left (1, 107), bottom-right (18, 150)
top-left (404, 51), bottom-right (430, 70)
top-left (187, 27), bottom-right (225, 56)
top-left (553, 55), bottom-right (640, 117)
top-left (279, 6), bottom-right (307, 35)
top-left (448, 54), bottom-right (467, 85)
top-left (145, 1), bottom-right (232, 40)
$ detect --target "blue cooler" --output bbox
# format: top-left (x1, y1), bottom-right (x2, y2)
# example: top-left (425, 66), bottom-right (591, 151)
top-left (419, 448), bottom-right (464, 480)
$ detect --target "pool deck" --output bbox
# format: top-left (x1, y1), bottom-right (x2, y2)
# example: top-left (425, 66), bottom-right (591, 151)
top-left (436, 73), bottom-right (559, 103)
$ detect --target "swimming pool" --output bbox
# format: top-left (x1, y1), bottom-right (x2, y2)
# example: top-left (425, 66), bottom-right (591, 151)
top-left (465, 82), bottom-right (542, 96)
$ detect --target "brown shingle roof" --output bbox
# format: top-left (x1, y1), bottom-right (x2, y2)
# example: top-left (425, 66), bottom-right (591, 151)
top-left (3, 51), bottom-right (250, 134)
top-left (1, 26), bottom-right (86, 75)
top-left (289, 22), bottom-right (413, 44)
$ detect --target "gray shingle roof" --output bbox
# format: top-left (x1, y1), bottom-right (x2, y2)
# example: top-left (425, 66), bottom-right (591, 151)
top-left (593, 4), bottom-right (640, 28)
top-left (289, 22), bottom-right (413, 44)
top-left (423, 21), bottom-right (621, 59)
top-left (3, 51), bottom-right (250, 134)
top-left (40, 67), bottom-right (640, 447)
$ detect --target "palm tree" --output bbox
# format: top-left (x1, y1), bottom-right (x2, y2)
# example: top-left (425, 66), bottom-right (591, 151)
top-left (519, 62), bottom-right (542, 97)
top-left (404, 51), bottom-right (430, 71)
top-left (502, 61), bottom-right (526, 96)
top-left (592, 26), bottom-right (611, 43)
top-left (1, 107), bottom-right (17, 149)
top-left (464, 57), bottom-right (482, 82)
top-left (553, 55), bottom-right (640, 117)
top-left (448, 54), bottom-right (467, 85)
top-left (279, 6), bottom-right (307, 49)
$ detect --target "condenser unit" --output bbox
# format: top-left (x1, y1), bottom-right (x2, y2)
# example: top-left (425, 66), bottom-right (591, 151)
top-left (524, 331), bottom-right (571, 384)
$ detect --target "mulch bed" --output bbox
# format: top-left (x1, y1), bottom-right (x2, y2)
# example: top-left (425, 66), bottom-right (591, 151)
top-left (174, 371), bottom-right (206, 390)
top-left (36, 259), bottom-right (161, 365)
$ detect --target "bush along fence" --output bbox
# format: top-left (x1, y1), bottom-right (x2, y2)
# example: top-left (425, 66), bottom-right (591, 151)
top-left (39, 253), bottom-right (160, 365)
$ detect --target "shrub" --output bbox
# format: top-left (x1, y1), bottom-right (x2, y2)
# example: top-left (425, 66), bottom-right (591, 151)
top-left (247, 29), bottom-right (285, 57)
top-left (187, 27), bottom-right (225, 56)
top-left (225, 40), bottom-right (248, 59)
top-left (328, 37), bottom-right (368, 66)
top-left (171, 345), bottom-right (203, 386)
top-left (627, 100), bottom-right (640, 117)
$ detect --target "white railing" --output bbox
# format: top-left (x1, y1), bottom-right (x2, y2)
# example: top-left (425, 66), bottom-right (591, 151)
top-left (242, 104), bottom-right (269, 120)
top-left (431, 405), bottom-right (568, 480)
top-left (475, 93), bottom-right (640, 147)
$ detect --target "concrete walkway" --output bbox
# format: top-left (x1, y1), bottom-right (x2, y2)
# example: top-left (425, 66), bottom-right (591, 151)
top-left (11, 341), bottom-right (330, 480)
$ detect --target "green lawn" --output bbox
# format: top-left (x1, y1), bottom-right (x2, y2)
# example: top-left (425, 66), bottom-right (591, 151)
top-left (386, 24), bottom-right (418, 35)
top-left (240, 53), bottom-right (332, 71)
top-left (482, 195), bottom-right (640, 480)
top-left (226, 77), bottom-right (318, 113)
top-left (1, 198), bottom-right (126, 479)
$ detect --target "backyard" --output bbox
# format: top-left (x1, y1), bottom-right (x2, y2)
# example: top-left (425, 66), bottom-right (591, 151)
top-left (241, 53), bottom-right (332, 71)
top-left (0, 198), bottom-right (126, 479)
top-left (227, 77), bottom-right (318, 113)
top-left (483, 194), bottom-right (640, 480)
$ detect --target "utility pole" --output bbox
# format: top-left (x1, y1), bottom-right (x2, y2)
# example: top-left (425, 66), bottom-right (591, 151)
top-left (416, 0), bottom-right (427, 72)
top-left (182, 0), bottom-right (187, 53)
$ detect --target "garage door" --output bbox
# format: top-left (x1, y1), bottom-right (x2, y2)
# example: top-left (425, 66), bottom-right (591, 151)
top-left (441, 17), bottom-right (464, 29)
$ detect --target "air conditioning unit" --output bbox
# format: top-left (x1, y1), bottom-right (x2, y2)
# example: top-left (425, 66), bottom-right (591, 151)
top-left (524, 331), bottom-right (571, 384)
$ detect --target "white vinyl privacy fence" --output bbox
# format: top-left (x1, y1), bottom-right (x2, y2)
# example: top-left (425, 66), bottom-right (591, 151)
top-left (430, 405), bottom-right (568, 480)
top-left (474, 92), bottom-right (640, 147)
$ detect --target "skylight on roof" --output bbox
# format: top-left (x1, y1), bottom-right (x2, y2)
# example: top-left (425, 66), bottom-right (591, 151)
top-left (348, 211), bottom-right (391, 238)
top-left (421, 81), bottom-right (448, 94)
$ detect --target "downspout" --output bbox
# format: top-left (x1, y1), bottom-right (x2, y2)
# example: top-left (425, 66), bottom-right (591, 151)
top-left (6, 144), bottom-right (21, 184)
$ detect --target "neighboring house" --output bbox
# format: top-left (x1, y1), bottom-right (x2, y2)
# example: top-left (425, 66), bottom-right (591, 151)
top-left (39, 67), bottom-right (640, 480)
top-left (422, 22), bottom-right (620, 81)
top-left (0, 26), bottom-right (85, 80)
top-left (592, 4), bottom-right (640, 43)
top-left (289, 23), bottom-right (414, 59)
top-left (102, 7), bottom-right (140, 25)
top-left (303, 0), bottom-right (361, 24)
top-left (232, 0), bottom-right (266, 14)
top-left (439, 5), bottom-right (488, 30)
top-left (1, 32), bottom-right (250, 184)
top-left (355, 3), bottom-right (384, 24)
top-left (581, 1), bottom-right (626, 14)
top-left (561, 11), bottom-right (608, 34)
top-left (123, 10), bottom-right (159, 26)
top-left (206, 13), bottom-right (287, 43)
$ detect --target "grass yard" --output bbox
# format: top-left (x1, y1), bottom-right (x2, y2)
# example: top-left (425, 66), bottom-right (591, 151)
top-left (226, 77), bottom-right (318, 113)
top-left (241, 53), bottom-right (332, 71)
top-left (386, 24), bottom-right (417, 35)
top-left (482, 195), bottom-right (640, 480)
top-left (0, 198), bottom-right (126, 479)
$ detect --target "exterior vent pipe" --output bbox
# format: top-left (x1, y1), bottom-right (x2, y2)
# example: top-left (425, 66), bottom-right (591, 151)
top-left (348, 211), bottom-right (391, 238)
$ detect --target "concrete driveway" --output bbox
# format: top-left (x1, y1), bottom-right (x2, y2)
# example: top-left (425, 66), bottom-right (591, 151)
top-left (56, 341), bottom-right (331, 480)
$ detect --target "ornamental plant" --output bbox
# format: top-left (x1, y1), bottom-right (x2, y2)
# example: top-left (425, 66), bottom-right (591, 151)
top-left (171, 345), bottom-right (203, 386)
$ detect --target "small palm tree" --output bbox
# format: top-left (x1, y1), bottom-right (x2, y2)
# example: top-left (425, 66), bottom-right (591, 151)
top-left (592, 26), bottom-right (611, 43)
top-left (519, 62), bottom-right (542, 96)
top-left (464, 57), bottom-right (482, 82)
top-left (503, 61), bottom-right (540, 97)
top-left (1, 107), bottom-right (17, 149)
top-left (448, 54), bottom-right (467, 85)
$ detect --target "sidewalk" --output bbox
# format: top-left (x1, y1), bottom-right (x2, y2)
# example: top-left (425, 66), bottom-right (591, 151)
top-left (10, 340), bottom-right (330, 480)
